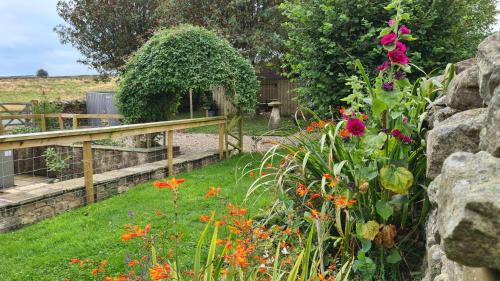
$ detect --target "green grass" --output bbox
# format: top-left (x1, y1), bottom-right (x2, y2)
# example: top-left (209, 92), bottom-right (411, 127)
top-left (0, 154), bottom-right (271, 281)
top-left (173, 111), bottom-right (298, 136)
top-left (0, 76), bottom-right (117, 102)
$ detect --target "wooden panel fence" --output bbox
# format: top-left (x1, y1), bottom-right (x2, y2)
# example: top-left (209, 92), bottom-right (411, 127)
top-left (212, 80), bottom-right (299, 116)
top-left (0, 116), bottom-right (227, 203)
top-left (0, 113), bottom-right (123, 134)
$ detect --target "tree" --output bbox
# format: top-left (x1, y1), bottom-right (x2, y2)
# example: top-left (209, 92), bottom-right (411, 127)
top-left (281, 0), bottom-right (497, 115)
top-left (54, 0), bottom-right (162, 74)
top-left (117, 25), bottom-right (259, 123)
top-left (36, 69), bottom-right (48, 78)
top-left (162, 0), bottom-right (286, 65)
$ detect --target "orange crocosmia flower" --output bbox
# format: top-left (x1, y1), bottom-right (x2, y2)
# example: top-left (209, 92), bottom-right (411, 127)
top-left (91, 268), bottom-right (100, 276)
top-left (310, 193), bottom-right (321, 200)
top-left (70, 258), bottom-right (80, 264)
top-left (220, 268), bottom-right (230, 276)
top-left (205, 186), bottom-right (221, 199)
top-left (339, 129), bottom-right (350, 138)
top-left (296, 183), bottom-right (308, 197)
top-left (155, 210), bottom-right (162, 217)
top-left (266, 163), bottom-right (273, 169)
top-left (339, 107), bottom-right (346, 114)
top-left (258, 264), bottom-right (267, 273)
top-left (128, 260), bottom-right (139, 267)
top-left (361, 113), bottom-right (368, 120)
top-left (214, 220), bottom-right (226, 227)
top-left (101, 260), bottom-right (108, 268)
top-left (149, 264), bottom-right (172, 280)
top-left (249, 171), bottom-right (255, 177)
top-left (323, 173), bottom-right (332, 180)
top-left (311, 209), bottom-right (320, 219)
top-left (141, 256), bottom-right (147, 262)
top-left (228, 203), bottom-right (246, 217)
top-left (121, 233), bottom-right (135, 241)
top-left (261, 171), bottom-right (267, 176)
top-left (199, 214), bottom-right (211, 223)
top-left (347, 199), bottom-right (357, 206)
top-left (64, 279), bottom-right (70, 281)
top-left (334, 195), bottom-right (349, 208)
top-left (153, 177), bottom-right (186, 190)
top-left (305, 126), bottom-right (314, 133)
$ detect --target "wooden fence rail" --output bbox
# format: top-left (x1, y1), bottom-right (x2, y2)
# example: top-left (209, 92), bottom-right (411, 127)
top-left (0, 113), bottom-right (124, 134)
top-left (0, 116), bottom-right (227, 204)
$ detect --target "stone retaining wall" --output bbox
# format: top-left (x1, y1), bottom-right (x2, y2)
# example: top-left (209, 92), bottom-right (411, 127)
top-left (13, 144), bottom-right (180, 181)
top-left (0, 151), bottom-right (219, 232)
top-left (423, 32), bottom-right (500, 281)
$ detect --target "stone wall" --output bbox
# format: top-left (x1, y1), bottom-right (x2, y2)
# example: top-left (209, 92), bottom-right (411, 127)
top-left (423, 32), bottom-right (500, 281)
top-left (0, 151), bottom-right (219, 232)
top-left (53, 99), bottom-right (87, 114)
top-left (13, 145), bottom-right (180, 181)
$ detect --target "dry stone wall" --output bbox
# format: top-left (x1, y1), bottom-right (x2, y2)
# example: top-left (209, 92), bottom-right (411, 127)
top-left (423, 32), bottom-right (500, 281)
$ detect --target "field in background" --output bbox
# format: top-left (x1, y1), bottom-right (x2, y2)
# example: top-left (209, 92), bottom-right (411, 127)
top-left (0, 76), bottom-right (117, 102)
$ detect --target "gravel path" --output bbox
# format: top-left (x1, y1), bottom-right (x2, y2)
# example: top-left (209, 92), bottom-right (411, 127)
top-left (172, 132), bottom-right (286, 155)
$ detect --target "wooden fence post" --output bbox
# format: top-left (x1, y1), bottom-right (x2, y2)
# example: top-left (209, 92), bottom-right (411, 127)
top-left (0, 117), bottom-right (4, 135)
top-left (189, 89), bottom-right (193, 119)
top-left (72, 115), bottom-right (78, 130)
top-left (83, 141), bottom-right (94, 204)
top-left (219, 123), bottom-right (225, 159)
top-left (237, 108), bottom-right (243, 153)
top-left (58, 114), bottom-right (64, 130)
top-left (167, 130), bottom-right (174, 176)
top-left (40, 114), bottom-right (47, 132)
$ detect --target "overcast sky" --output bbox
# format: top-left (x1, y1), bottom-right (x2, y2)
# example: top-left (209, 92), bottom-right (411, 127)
top-left (0, 1), bottom-right (499, 77)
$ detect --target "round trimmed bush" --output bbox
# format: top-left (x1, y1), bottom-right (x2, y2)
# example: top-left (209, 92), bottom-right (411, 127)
top-left (117, 25), bottom-right (259, 123)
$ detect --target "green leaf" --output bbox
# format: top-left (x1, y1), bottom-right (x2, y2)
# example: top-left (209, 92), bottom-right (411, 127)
top-left (360, 220), bottom-right (380, 240)
top-left (379, 27), bottom-right (393, 37)
top-left (376, 200), bottom-right (394, 221)
top-left (400, 13), bottom-right (411, 21)
top-left (371, 97), bottom-right (387, 117)
top-left (380, 165), bottom-right (414, 194)
top-left (377, 89), bottom-right (403, 109)
top-left (387, 249), bottom-right (402, 264)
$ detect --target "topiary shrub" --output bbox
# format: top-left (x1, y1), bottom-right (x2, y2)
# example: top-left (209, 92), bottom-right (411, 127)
top-left (117, 25), bottom-right (259, 123)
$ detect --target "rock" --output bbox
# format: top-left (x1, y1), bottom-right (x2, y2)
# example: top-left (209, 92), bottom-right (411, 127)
top-left (426, 108), bottom-right (487, 179)
top-left (427, 107), bottom-right (460, 129)
top-left (425, 244), bottom-right (445, 281)
top-left (446, 65), bottom-right (483, 110)
top-left (477, 32), bottom-right (500, 104)
top-left (479, 93), bottom-right (500, 157)
top-left (455, 58), bottom-right (476, 75)
top-left (435, 151), bottom-right (500, 269)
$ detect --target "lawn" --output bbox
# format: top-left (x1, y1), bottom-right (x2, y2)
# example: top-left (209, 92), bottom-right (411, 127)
top-left (0, 154), bottom-right (271, 281)
top-left (0, 76), bottom-right (117, 102)
top-left (174, 111), bottom-right (298, 136)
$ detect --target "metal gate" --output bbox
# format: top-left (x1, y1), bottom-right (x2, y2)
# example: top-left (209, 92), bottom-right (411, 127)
top-left (86, 92), bottom-right (120, 127)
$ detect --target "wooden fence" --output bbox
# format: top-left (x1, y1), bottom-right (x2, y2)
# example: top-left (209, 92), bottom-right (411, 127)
top-left (0, 102), bottom-right (33, 127)
top-left (212, 79), bottom-right (299, 116)
top-left (0, 113), bottom-right (123, 134)
top-left (0, 116), bottom-right (227, 204)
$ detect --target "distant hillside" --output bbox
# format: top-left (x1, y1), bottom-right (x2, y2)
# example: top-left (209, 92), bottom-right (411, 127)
top-left (0, 76), bottom-right (117, 102)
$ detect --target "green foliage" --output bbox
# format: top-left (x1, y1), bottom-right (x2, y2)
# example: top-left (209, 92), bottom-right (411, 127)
top-left (36, 69), bottom-right (48, 78)
top-left (55, 0), bottom-right (162, 74)
top-left (245, 2), bottom-right (444, 278)
top-left (117, 25), bottom-right (259, 123)
top-left (281, 0), bottom-right (497, 115)
top-left (42, 148), bottom-right (71, 173)
top-left (161, 0), bottom-right (286, 65)
top-left (32, 99), bottom-right (62, 129)
top-left (8, 125), bottom-right (41, 135)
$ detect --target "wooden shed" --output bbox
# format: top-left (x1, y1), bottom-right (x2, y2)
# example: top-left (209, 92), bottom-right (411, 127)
top-left (212, 68), bottom-right (299, 116)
